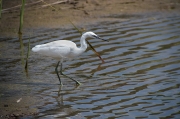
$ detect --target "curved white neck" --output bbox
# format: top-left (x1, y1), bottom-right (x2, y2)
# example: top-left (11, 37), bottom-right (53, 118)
top-left (79, 34), bottom-right (88, 51)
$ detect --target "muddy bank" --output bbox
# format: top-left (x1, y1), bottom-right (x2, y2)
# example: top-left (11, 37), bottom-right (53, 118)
top-left (0, 0), bottom-right (180, 37)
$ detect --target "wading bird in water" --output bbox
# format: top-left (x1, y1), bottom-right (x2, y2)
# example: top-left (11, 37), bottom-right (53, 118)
top-left (32, 31), bottom-right (108, 85)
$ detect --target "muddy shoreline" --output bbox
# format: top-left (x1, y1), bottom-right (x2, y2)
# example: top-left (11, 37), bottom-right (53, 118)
top-left (0, 0), bottom-right (180, 37)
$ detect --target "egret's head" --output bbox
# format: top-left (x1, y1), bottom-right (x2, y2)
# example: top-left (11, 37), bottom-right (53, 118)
top-left (83, 31), bottom-right (108, 42)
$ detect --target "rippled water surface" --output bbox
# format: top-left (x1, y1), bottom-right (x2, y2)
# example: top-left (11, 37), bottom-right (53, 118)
top-left (0, 15), bottom-right (180, 118)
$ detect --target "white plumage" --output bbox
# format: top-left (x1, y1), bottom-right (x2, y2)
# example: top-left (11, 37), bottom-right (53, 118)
top-left (32, 31), bottom-right (107, 85)
top-left (32, 39), bottom-right (84, 60)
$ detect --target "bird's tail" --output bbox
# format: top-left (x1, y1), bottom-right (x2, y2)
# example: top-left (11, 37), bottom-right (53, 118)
top-left (32, 45), bottom-right (41, 52)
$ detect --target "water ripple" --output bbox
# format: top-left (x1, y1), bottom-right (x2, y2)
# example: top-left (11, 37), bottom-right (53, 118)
top-left (1, 15), bottom-right (180, 118)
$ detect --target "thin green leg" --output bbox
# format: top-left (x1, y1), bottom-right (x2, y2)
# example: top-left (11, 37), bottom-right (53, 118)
top-left (60, 63), bottom-right (81, 85)
top-left (55, 61), bottom-right (62, 85)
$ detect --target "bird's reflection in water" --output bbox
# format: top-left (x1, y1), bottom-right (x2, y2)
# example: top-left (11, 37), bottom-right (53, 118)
top-left (90, 63), bottom-right (103, 77)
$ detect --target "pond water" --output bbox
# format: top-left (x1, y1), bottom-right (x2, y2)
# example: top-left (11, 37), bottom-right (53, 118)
top-left (0, 14), bottom-right (180, 119)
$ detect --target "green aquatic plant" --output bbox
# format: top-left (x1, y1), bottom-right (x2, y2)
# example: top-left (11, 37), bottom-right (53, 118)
top-left (19, 34), bottom-right (25, 66)
top-left (0, 0), bottom-right (2, 19)
top-left (18, 0), bottom-right (30, 71)
top-left (18, 0), bottom-right (26, 34)
top-left (25, 38), bottom-right (30, 70)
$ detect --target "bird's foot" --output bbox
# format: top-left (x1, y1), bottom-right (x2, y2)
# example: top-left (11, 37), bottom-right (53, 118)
top-left (76, 81), bottom-right (81, 86)
top-left (59, 82), bottom-right (63, 86)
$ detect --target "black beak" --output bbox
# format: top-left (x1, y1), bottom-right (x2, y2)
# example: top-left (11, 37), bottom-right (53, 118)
top-left (93, 35), bottom-right (109, 42)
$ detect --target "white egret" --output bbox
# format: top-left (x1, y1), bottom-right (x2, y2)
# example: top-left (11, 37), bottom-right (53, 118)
top-left (32, 31), bottom-right (108, 85)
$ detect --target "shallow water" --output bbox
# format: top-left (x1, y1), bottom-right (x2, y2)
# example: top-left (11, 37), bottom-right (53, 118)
top-left (0, 15), bottom-right (180, 118)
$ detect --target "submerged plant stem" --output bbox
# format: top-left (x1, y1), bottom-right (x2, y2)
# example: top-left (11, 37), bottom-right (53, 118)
top-left (19, 34), bottom-right (25, 65)
top-left (25, 38), bottom-right (30, 70)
